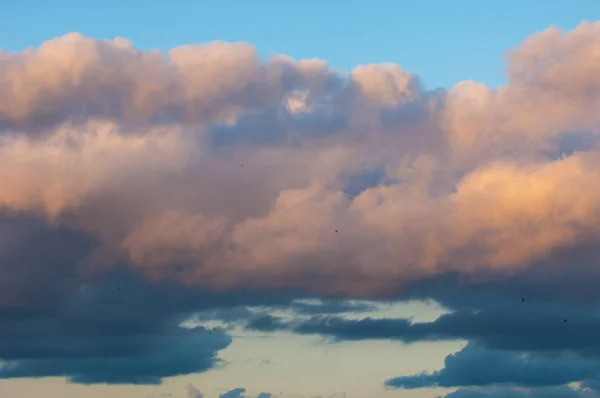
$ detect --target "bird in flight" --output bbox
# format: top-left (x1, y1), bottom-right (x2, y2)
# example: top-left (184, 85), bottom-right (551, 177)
top-left (521, 298), bottom-right (525, 303)
top-left (564, 319), bottom-right (568, 323)
top-left (335, 229), bottom-right (338, 233)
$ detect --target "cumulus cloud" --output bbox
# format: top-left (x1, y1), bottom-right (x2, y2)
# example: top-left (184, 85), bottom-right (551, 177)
top-left (4, 23), bottom-right (600, 299)
top-left (3, 19), bottom-right (600, 391)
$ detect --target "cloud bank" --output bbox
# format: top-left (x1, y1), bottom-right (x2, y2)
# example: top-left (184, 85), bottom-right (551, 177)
top-left (2, 20), bottom-right (600, 392)
top-left (4, 24), bottom-right (600, 299)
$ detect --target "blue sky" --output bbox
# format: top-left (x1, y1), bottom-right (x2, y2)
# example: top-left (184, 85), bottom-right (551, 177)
top-left (3, 0), bottom-right (600, 89)
top-left (2, 2), bottom-right (600, 398)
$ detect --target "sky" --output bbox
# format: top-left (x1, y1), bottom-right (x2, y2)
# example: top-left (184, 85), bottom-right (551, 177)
top-left (2, 2), bottom-right (600, 398)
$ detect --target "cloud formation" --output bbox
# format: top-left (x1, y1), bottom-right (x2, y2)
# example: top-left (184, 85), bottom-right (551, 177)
top-left (3, 23), bottom-right (600, 300)
top-left (242, 300), bottom-right (600, 393)
top-left (2, 19), bottom-right (600, 392)
top-left (0, 230), bottom-right (233, 385)
top-left (247, 302), bottom-right (600, 352)
top-left (219, 388), bottom-right (248, 398)
top-left (387, 342), bottom-right (600, 389)
top-left (439, 386), bottom-right (600, 398)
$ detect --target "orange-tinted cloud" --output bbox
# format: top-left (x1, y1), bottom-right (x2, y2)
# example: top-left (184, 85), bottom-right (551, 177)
top-left (3, 22), bottom-right (600, 297)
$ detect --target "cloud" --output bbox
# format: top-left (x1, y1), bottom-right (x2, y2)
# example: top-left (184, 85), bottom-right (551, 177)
top-left (386, 342), bottom-right (600, 389)
top-left (0, 212), bottom-right (95, 309)
top-left (245, 314), bottom-right (288, 332)
top-left (247, 302), bottom-right (600, 354)
top-left (288, 299), bottom-right (377, 315)
top-left (2, 20), bottom-right (600, 391)
top-left (214, 388), bottom-right (273, 398)
top-left (4, 23), bottom-right (600, 299)
top-left (241, 300), bottom-right (600, 390)
top-left (219, 388), bottom-right (247, 398)
top-left (186, 383), bottom-right (204, 398)
top-left (0, 231), bottom-right (233, 385)
top-left (0, 213), bottom-right (298, 384)
top-left (0, 34), bottom-right (310, 131)
top-left (583, 380), bottom-right (600, 392)
top-left (439, 386), bottom-right (600, 398)
top-left (188, 298), bottom-right (375, 330)
top-left (0, 322), bottom-right (229, 384)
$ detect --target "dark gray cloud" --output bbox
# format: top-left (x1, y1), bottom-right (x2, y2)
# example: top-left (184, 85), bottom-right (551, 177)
top-left (0, 272), bottom-right (232, 384)
top-left (245, 314), bottom-right (287, 332)
top-left (219, 388), bottom-right (247, 398)
top-left (0, 210), bottom-right (386, 386)
top-left (191, 299), bottom-right (377, 329)
top-left (0, 327), bottom-right (229, 385)
top-left (401, 254), bottom-right (600, 309)
top-left (386, 342), bottom-right (600, 389)
top-left (5, 213), bottom-right (598, 389)
top-left (192, 306), bottom-right (259, 324)
top-left (583, 380), bottom-right (600, 392)
top-left (239, 296), bottom-right (600, 391)
top-left (439, 386), bottom-right (600, 398)
top-left (0, 214), bottom-right (299, 385)
top-left (288, 300), bottom-right (377, 315)
top-left (0, 212), bottom-right (96, 309)
top-left (4, 217), bottom-right (600, 392)
top-left (195, 299), bottom-right (377, 323)
top-left (253, 301), bottom-right (600, 354)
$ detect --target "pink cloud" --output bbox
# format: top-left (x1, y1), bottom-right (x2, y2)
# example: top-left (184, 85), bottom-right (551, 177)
top-left (2, 22), bottom-right (600, 296)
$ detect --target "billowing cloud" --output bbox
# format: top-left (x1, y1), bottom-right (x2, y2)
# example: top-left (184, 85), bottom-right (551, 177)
top-left (4, 23), bottom-right (600, 299)
top-left (2, 19), bottom-right (600, 391)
